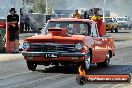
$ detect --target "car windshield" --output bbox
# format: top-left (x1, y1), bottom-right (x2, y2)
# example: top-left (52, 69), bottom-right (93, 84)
top-left (43, 21), bottom-right (91, 35)
top-left (105, 18), bottom-right (113, 23)
top-left (117, 18), bottom-right (128, 21)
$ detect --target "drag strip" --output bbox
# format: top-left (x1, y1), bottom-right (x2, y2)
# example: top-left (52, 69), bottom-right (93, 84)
top-left (0, 46), bottom-right (131, 88)
top-left (0, 32), bottom-right (132, 88)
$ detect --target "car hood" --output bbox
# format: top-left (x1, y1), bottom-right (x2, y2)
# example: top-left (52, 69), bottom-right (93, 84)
top-left (24, 34), bottom-right (86, 43)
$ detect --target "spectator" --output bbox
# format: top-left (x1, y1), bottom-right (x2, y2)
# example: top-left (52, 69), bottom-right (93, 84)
top-left (91, 11), bottom-right (103, 36)
top-left (7, 8), bottom-right (19, 53)
top-left (91, 11), bottom-right (101, 21)
top-left (73, 9), bottom-right (81, 19)
top-left (25, 15), bottom-right (30, 32)
top-left (20, 14), bottom-right (25, 33)
top-left (84, 11), bottom-right (89, 19)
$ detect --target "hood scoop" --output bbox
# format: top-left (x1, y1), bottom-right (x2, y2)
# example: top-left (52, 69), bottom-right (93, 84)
top-left (48, 28), bottom-right (68, 36)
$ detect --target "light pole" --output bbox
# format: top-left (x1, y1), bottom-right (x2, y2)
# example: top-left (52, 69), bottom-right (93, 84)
top-left (46, 0), bottom-right (48, 14)
top-left (103, 0), bottom-right (106, 22)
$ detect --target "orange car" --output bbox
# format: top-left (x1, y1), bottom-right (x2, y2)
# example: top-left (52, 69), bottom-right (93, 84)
top-left (22, 18), bottom-right (115, 71)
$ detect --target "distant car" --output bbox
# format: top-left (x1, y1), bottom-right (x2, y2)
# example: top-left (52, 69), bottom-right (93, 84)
top-left (116, 17), bottom-right (131, 29)
top-left (105, 17), bottom-right (119, 33)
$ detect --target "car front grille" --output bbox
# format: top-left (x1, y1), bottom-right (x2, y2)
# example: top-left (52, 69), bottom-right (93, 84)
top-left (29, 43), bottom-right (76, 52)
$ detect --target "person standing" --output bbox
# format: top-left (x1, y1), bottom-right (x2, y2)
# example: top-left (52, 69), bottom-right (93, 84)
top-left (25, 15), bottom-right (30, 32)
top-left (20, 14), bottom-right (25, 33)
top-left (7, 8), bottom-right (19, 53)
top-left (91, 11), bottom-right (101, 21)
top-left (73, 9), bottom-right (81, 19)
top-left (91, 11), bottom-right (104, 36)
top-left (84, 11), bottom-right (89, 19)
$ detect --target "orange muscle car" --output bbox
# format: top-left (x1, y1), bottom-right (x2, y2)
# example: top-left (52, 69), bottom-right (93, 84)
top-left (22, 18), bottom-right (115, 71)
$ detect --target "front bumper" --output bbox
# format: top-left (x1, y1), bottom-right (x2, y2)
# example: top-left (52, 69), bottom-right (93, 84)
top-left (22, 52), bottom-right (86, 57)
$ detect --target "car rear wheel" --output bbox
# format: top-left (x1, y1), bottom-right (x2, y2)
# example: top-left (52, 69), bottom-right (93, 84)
top-left (27, 61), bottom-right (37, 71)
top-left (97, 53), bottom-right (110, 67)
top-left (82, 52), bottom-right (91, 71)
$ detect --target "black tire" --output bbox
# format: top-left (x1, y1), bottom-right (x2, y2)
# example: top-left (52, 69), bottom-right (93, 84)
top-left (97, 53), bottom-right (110, 67)
top-left (82, 52), bottom-right (91, 71)
top-left (111, 29), bottom-right (113, 33)
top-left (115, 28), bottom-right (118, 33)
top-left (27, 61), bottom-right (37, 71)
top-left (54, 63), bottom-right (59, 67)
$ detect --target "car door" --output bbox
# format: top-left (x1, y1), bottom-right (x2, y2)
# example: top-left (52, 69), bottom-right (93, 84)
top-left (91, 23), bottom-right (107, 63)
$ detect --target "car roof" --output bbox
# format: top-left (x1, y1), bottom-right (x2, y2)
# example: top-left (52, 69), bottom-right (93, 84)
top-left (48, 18), bottom-right (95, 23)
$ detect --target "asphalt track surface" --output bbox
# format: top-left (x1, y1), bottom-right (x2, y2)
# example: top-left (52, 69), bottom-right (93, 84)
top-left (0, 30), bottom-right (132, 88)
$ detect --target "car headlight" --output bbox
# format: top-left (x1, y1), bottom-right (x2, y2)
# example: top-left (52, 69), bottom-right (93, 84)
top-left (75, 43), bottom-right (83, 50)
top-left (23, 42), bottom-right (30, 50)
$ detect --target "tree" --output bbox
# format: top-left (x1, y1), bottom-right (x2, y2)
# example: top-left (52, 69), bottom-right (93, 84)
top-left (31, 0), bottom-right (46, 13)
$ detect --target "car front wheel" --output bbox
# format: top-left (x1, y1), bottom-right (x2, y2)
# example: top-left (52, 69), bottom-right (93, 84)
top-left (27, 61), bottom-right (37, 71)
top-left (82, 52), bottom-right (91, 71)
